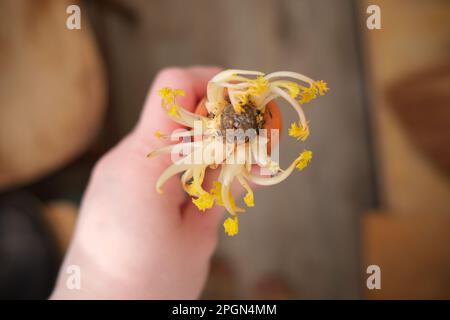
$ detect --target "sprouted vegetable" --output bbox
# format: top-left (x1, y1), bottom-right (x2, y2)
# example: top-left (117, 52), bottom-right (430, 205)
top-left (147, 69), bottom-right (328, 236)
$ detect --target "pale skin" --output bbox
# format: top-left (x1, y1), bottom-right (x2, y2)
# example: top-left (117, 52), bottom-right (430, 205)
top-left (51, 66), bottom-right (246, 299)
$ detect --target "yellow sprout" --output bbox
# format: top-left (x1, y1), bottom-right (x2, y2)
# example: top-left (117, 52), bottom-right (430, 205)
top-left (288, 122), bottom-right (310, 141)
top-left (158, 88), bottom-right (185, 115)
top-left (296, 150), bottom-right (313, 170)
top-left (314, 80), bottom-right (329, 96)
top-left (244, 191), bottom-right (254, 207)
top-left (248, 76), bottom-right (269, 96)
top-left (185, 182), bottom-right (197, 196)
top-left (298, 85), bottom-right (317, 104)
top-left (286, 82), bottom-right (301, 98)
top-left (158, 87), bottom-right (174, 105)
top-left (210, 181), bottom-right (224, 205)
top-left (223, 217), bottom-right (239, 236)
top-left (234, 92), bottom-right (249, 112)
top-left (168, 105), bottom-right (179, 117)
top-left (192, 192), bottom-right (215, 212)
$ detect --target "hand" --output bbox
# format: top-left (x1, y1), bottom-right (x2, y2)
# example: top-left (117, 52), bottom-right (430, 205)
top-left (51, 66), bottom-right (231, 299)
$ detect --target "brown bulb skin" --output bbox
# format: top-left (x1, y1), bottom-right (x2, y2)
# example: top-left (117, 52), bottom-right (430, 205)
top-left (195, 98), bottom-right (282, 155)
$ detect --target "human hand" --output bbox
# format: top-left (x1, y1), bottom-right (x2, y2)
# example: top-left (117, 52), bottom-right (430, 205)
top-left (51, 66), bottom-right (234, 299)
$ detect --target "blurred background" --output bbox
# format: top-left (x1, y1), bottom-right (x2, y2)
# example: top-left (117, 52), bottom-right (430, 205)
top-left (0, 0), bottom-right (449, 299)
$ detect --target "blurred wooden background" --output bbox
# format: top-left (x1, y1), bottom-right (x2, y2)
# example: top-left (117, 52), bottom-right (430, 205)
top-left (360, 0), bottom-right (450, 299)
top-left (0, 0), bottom-right (106, 190)
top-left (2, 0), bottom-right (449, 300)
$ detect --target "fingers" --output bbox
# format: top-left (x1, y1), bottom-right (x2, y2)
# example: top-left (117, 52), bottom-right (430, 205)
top-left (134, 66), bottom-right (222, 140)
top-left (186, 65), bottom-right (223, 98)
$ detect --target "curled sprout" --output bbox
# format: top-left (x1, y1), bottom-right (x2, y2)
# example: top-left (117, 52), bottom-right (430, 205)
top-left (147, 69), bottom-right (328, 236)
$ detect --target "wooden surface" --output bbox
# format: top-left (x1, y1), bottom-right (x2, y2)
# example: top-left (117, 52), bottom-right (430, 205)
top-left (363, 210), bottom-right (450, 299)
top-left (387, 63), bottom-right (450, 178)
top-left (360, 0), bottom-right (450, 299)
top-left (360, 0), bottom-right (450, 215)
top-left (87, 0), bottom-right (375, 298)
top-left (0, 0), bottom-right (107, 190)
